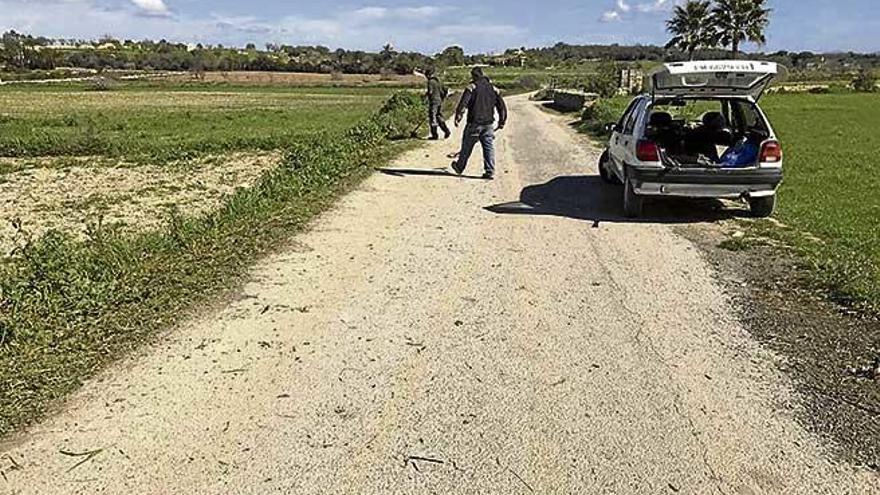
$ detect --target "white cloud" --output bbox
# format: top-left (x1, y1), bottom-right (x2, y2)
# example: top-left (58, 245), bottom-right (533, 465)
top-left (601, 0), bottom-right (678, 23)
top-left (636, 0), bottom-right (675, 13)
top-left (0, 1), bottom-right (523, 52)
top-left (601, 11), bottom-right (622, 23)
top-left (351, 7), bottom-right (389, 21)
top-left (131, 0), bottom-right (168, 15)
top-left (397, 6), bottom-right (444, 18)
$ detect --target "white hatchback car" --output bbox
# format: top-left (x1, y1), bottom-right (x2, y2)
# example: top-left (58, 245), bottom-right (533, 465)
top-left (599, 61), bottom-right (785, 218)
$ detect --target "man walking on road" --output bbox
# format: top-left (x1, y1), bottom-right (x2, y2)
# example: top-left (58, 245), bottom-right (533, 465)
top-left (425, 68), bottom-right (451, 140)
top-left (450, 67), bottom-right (507, 180)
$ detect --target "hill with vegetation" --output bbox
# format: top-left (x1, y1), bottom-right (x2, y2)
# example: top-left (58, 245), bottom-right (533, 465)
top-left (2, 30), bottom-right (878, 84)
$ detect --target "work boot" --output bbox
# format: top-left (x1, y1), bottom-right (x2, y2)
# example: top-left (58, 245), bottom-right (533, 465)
top-left (451, 160), bottom-right (465, 175)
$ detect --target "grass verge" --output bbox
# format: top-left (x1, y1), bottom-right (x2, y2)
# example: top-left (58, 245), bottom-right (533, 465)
top-left (0, 92), bottom-right (425, 436)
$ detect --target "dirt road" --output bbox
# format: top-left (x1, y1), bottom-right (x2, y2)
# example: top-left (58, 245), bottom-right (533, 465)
top-left (3, 96), bottom-right (877, 494)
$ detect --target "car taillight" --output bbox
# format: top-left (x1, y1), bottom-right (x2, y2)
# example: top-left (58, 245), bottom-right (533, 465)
top-left (636, 140), bottom-right (660, 162)
top-left (760, 140), bottom-right (783, 163)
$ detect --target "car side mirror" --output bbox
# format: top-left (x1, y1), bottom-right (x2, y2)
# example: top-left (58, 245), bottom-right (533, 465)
top-left (604, 122), bottom-right (619, 133)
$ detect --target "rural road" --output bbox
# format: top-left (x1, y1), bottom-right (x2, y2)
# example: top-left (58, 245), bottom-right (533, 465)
top-left (3, 95), bottom-right (878, 494)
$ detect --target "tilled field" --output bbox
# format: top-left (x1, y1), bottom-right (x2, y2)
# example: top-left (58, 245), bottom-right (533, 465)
top-left (0, 152), bottom-right (280, 255)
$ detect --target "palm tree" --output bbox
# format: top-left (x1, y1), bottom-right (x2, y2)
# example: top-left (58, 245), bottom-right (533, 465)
top-left (711, 0), bottom-right (771, 59)
top-left (665, 1), bottom-right (714, 61)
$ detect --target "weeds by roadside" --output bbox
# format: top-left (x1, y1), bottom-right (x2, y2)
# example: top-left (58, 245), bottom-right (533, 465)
top-left (577, 96), bottom-right (631, 139)
top-left (0, 92), bottom-right (425, 436)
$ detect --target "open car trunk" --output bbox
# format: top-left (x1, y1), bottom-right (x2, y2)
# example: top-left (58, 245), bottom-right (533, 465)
top-left (646, 97), bottom-right (772, 170)
top-left (650, 60), bottom-right (782, 101)
top-left (645, 61), bottom-right (784, 170)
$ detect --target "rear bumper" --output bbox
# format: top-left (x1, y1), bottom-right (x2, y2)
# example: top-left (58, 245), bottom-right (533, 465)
top-left (629, 166), bottom-right (783, 198)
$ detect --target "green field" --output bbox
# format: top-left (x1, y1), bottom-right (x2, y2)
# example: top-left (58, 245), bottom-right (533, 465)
top-left (0, 83), bottom-right (397, 161)
top-left (444, 66), bottom-right (591, 88)
top-left (442, 61), bottom-right (663, 92)
top-left (760, 93), bottom-right (880, 311)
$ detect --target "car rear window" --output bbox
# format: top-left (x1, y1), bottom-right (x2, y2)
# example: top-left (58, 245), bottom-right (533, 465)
top-left (647, 98), bottom-right (768, 137)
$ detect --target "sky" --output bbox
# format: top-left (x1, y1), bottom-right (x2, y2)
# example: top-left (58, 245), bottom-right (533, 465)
top-left (1, 0), bottom-right (878, 54)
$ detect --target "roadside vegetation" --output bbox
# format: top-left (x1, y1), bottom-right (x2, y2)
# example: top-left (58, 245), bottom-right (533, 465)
top-left (0, 89), bottom-right (425, 436)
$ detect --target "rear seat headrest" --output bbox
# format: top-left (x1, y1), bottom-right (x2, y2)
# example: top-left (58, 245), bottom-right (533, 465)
top-left (702, 112), bottom-right (727, 129)
top-left (649, 112), bottom-right (673, 127)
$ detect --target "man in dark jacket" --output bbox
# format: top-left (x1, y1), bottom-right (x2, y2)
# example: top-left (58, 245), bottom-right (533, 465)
top-left (425, 68), bottom-right (451, 140)
top-left (450, 67), bottom-right (507, 180)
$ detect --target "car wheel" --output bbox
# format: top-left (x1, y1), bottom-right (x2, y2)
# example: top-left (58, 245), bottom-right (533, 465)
top-left (623, 172), bottom-right (643, 218)
top-left (748, 195), bottom-right (776, 218)
top-left (599, 150), bottom-right (621, 185)
top-left (599, 150), bottom-right (613, 183)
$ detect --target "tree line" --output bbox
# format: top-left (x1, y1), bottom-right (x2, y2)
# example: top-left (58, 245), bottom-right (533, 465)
top-left (0, 32), bottom-right (447, 75)
top-left (2, 27), bottom-right (878, 78)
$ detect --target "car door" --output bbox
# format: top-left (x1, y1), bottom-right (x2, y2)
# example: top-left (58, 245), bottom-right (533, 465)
top-left (609, 97), bottom-right (641, 178)
top-left (613, 97), bottom-right (645, 175)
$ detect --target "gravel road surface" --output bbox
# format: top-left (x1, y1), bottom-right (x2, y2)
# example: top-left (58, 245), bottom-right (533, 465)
top-left (2, 96), bottom-right (877, 494)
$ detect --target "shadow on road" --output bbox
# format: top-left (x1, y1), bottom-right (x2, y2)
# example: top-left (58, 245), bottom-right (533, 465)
top-left (485, 175), bottom-right (750, 225)
top-left (377, 167), bottom-right (485, 181)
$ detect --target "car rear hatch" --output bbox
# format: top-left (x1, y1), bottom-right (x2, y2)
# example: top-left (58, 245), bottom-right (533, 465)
top-left (650, 61), bottom-right (782, 101)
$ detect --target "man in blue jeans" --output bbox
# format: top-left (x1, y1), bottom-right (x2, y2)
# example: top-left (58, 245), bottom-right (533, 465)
top-left (450, 67), bottom-right (508, 180)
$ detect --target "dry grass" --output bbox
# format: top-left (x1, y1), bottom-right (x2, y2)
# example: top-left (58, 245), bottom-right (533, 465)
top-left (0, 89), bottom-right (383, 115)
top-left (174, 71), bottom-right (423, 87)
top-left (0, 152), bottom-right (281, 255)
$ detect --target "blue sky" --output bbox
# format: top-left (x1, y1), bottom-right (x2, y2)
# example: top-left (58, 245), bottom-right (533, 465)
top-left (2, 0), bottom-right (878, 54)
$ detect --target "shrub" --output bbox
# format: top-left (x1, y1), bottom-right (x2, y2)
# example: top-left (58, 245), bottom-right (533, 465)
top-left (87, 76), bottom-right (117, 92)
top-left (376, 91), bottom-right (425, 139)
top-left (579, 98), bottom-right (624, 136)
top-left (379, 68), bottom-right (395, 81)
top-left (585, 62), bottom-right (621, 98)
top-left (852, 69), bottom-right (877, 93)
top-left (514, 75), bottom-right (541, 92)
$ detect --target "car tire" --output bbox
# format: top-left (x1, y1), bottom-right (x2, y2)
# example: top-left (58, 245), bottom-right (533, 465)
top-left (599, 150), bottom-right (621, 185)
top-left (623, 172), bottom-right (643, 218)
top-left (749, 195), bottom-right (776, 218)
top-left (599, 150), bottom-right (613, 183)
